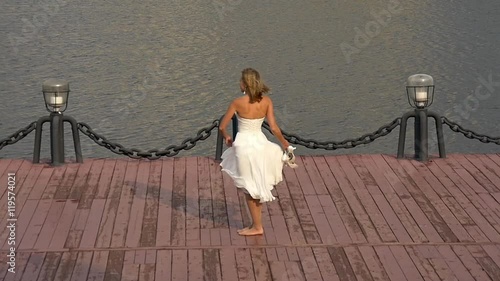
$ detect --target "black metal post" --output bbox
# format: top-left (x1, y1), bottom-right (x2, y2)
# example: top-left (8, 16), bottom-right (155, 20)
top-left (215, 115), bottom-right (224, 161)
top-left (231, 114), bottom-right (238, 140)
top-left (50, 112), bottom-right (65, 166)
top-left (64, 115), bottom-right (83, 163)
top-left (416, 109), bottom-right (428, 161)
top-left (215, 114), bottom-right (239, 161)
top-left (397, 111), bottom-right (415, 158)
top-left (428, 111), bottom-right (446, 158)
top-left (33, 113), bottom-right (83, 165)
top-left (33, 116), bottom-right (51, 163)
top-left (414, 110), bottom-right (421, 158)
top-left (398, 108), bottom-right (445, 161)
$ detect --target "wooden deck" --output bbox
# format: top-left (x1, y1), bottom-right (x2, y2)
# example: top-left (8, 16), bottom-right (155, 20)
top-left (1, 154), bottom-right (500, 280)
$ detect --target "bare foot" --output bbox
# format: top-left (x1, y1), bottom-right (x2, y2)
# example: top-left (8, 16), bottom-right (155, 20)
top-left (238, 227), bottom-right (264, 236)
top-left (237, 225), bottom-right (252, 233)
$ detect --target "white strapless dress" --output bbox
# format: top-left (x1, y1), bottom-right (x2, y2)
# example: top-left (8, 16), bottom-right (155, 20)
top-left (220, 115), bottom-right (284, 202)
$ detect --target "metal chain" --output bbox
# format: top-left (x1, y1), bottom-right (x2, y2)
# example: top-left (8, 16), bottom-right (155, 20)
top-left (262, 117), bottom-right (401, 150)
top-left (442, 116), bottom-right (500, 145)
top-left (77, 119), bottom-right (220, 159)
top-left (0, 121), bottom-right (37, 150)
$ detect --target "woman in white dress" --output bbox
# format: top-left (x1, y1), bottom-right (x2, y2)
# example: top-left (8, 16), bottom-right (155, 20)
top-left (219, 68), bottom-right (290, 236)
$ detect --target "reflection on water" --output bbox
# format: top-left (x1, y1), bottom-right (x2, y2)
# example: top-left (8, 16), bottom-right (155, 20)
top-left (1, 0), bottom-right (499, 160)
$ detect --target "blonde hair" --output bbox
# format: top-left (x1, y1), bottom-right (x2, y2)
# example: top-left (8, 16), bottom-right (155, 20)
top-left (241, 68), bottom-right (270, 103)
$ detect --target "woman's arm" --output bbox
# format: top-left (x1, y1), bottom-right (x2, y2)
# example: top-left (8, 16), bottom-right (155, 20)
top-left (266, 98), bottom-right (290, 150)
top-left (219, 101), bottom-right (237, 146)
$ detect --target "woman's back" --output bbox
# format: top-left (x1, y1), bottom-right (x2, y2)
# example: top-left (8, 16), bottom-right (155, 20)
top-left (233, 95), bottom-right (270, 119)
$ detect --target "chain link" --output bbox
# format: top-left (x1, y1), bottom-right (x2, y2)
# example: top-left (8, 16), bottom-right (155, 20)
top-left (77, 119), bottom-right (220, 159)
top-left (5, 114), bottom-right (499, 158)
top-left (262, 117), bottom-right (401, 150)
top-left (442, 116), bottom-right (500, 145)
top-left (0, 121), bottom-right (37, 150)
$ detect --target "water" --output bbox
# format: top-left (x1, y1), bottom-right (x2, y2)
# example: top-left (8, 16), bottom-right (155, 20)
top-left (1, 0), bottom-right (500, 160)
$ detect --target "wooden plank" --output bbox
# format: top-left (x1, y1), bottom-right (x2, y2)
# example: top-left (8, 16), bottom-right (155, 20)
top-left (297, 247), bottom-right (323, 281)
top-left (110, 160), bottom-right (139, 247)
top-left (198, 157), bottom-right (213, 229)
top-left (49, 201), bottom-right (78, 249)
top-left (328, 247), bottom-right (357, 281)
top-left (283, 166), bottom-right (322, 244)
top-left (27, 167), bottom-right (53, 200)
top-left (0, 160), bottom-right (37, 239)
top-left (444, 156), bottom-right (489, 194)
top-left (467, 154), bottom-right (500, 190)
top-left (251, 248), bottom-right (272, 281)
top-left (4, 251), bottom-right (29, 281)
top-left (220, 249), bottom-right (239, 281)
top-left (125, 161), bottom-right (150, 248)
top-left (121, 251), bottom-right (139, 281)
top-left (389, 246), bottom-right (424, 281)
top-left (64, 207), bottom-right (91, 249)
top-left (42, 165), bottom-right (69, 199)
top-left (436, 245), bottom-right (475, 280)
top-left (0, 160), bottom-right (29, 209)
top-left (138, 264), bottom-right (155, 281)
top-left (77, 159), bottom-right (105, 209)
top-left (188, 249), bottom-right (205, 281)
top-left (405, 246), bottom-right (441, 281)
top-left (172, 250), bottom-right (188, 280)
top-left (36, 252), bottom-right (62, 281)
top-left (80, 199), bottom-right (106, 248)
top-left (453, 154), bottom-right (498, 192)
top-left (209, 157), bottom-right (229, 228)
top-left (452, 245), bottom-right (493, 281)
top-left (94, 160), bottom-right (127, 248)
top-left (87, 251), bottom-right (109, 281)
top-left (105, 159), bottom-right (128, 200)
top-left (94, 159), bottom-right (117, 199)
top-left (313, 156), bottom-right (365, 243)
top-left (293, 156), bottom-right (316, 195)
top-left (304, 195), bottom-right (337, 244)
top-left (53, 251), bottom-right (78, 281)
top-left (432, 158), bottom-right (500, 241)
top-left (104, 251), bottom-right (125, 281)
top-left (17, 198), bottom-right (53, 250)
top-left (370, 155), bottom-right (428, 242)
top-left (171, 157), bottom-right (186, 246)
top-left (235, 248), bottom-right (256, 281)
top-left (156, 159), bottom-right (174, 246)
top-left (358, 155), bottom-right (423, 242)
top-left (55, 161), bottom-right (92, 200)
top-left (185, 157), bottom-right (200, 247)
top-left (140, 160), bottom-right (162, 247)
top-left (312, 247), bottom-right (340, 281)
top-left (338, 155), bottom-right (398, 243)
top-left (0, 199), bottom-right (37, 250)
top-left (221, 170), bottom-right (246, 246)
top-left (358, 246), bottom-right (391, 281)
top-left (374, 246), bottom-right (408, 281)
top-left (380, 155), bottom-right (445, 243)
top-left (324, 156), bottom-right (379, 243)
top-left (19, 252), bottom-right (45, 281)
top-left (270, 261), bottom-right (290, 281)
top-left (409, 160), bottom-right (473, 242)
top-left (343, 246), bottom-right (373, 281)
top-left (70, 251), bottom-right (93, 281)
top-left (33, 200), bottom-right (66, 249)
top-left (416, 245), bottom-right (456, 280)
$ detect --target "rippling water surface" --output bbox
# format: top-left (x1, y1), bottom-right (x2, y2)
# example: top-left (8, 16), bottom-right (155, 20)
top-left (1, 0), bottom-right (500, 160)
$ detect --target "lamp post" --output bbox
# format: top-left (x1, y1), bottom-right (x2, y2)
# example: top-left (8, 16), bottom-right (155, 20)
top-left (33, 79), bottom-right (82, 165)
top-left (397, 74), bottom-right (446, 161)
